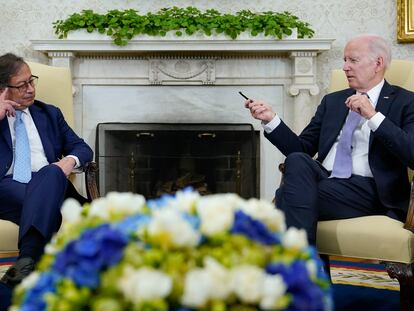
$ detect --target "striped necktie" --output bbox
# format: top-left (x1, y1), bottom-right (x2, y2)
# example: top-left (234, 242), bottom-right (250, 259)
top-left (13, 110), bottom-right (31, 183)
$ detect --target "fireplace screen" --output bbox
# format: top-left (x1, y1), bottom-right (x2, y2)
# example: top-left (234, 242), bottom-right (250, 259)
top-left (96, 123), bottom-right (259, 199)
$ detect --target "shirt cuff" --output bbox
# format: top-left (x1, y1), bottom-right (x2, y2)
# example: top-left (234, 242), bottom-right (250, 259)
top-left (65, 155), bottom-right (81, 169)
top-left (262, 115), bottom-right (281, 133)
top-left (367, 112), bottom-right (385, 132)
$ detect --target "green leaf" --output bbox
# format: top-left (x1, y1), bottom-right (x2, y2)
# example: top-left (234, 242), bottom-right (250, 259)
top-left (53, 7), bottom-right (314, 46)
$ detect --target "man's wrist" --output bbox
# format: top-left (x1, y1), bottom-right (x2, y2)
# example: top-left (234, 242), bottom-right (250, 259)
top-left (367, 112), bottom-right (385, 132)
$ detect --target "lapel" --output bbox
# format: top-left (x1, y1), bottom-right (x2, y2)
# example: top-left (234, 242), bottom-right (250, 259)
top-left (333, 88), bottom-right (355, 133)
top-left (29, 103), bottom-right (55, 163)
top-left (0, 118), bottom-right (12, 151)
top-left (321, 88), bottom-right (354, 158)
top-left (369, 80), bottom-right (394, 146)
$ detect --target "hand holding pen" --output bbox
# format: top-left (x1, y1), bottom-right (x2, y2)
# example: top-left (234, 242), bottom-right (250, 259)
top-left (240, 91), bottom-right (276, 123)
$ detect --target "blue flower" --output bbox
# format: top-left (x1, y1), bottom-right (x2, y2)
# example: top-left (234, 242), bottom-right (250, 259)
top-left (266, 261), bottom-right (326, 311)
top-left (20, 272), bottom-right (61, 311)
top-left (53, 224), bottom-right (127, 288)
top-left (147, 194), bottom-right (174, 210)
top-left (114, 214), bottom-right (152, 237)
top-left (231, 210), bottom-right (280, 245)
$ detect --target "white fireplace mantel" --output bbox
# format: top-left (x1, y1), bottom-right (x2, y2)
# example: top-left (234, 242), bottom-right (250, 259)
top-left (31, 37), bottom-right (334, 131)
top-left (31, 37), bottom-right (333, 54)
top-left (30, 36), bottom-right (334, 201)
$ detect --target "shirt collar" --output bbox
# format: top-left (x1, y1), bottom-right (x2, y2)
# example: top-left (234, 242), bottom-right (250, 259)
top-left (362, 79), bottom-right (384, 107)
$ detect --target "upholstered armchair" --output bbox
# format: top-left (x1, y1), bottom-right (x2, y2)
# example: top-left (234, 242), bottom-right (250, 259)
top-left (279, 60), bottom-right (414, 311)
top-left (0, 62), bottom-right (99, 257)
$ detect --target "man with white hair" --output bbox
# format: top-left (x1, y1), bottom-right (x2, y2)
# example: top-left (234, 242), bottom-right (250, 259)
top-left (245, 34), bottom-right (414, 246)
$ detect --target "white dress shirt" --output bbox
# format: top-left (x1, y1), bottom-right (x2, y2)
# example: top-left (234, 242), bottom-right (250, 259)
top-left (263, 80), bottom-right (386, 177)
top-left (6, 108), bottom-right (80, 175)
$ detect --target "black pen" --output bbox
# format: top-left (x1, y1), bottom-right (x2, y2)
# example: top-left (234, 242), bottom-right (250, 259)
top-left (239, 91), bottom-right (249, 100)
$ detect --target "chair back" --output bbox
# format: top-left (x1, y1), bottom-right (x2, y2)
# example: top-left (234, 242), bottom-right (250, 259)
top-left (330, 60), bottom-right (414, 180)
top-left (329, 59), bottom-right (414, 92)
top-left (26, 62), bottom-right (74, 127)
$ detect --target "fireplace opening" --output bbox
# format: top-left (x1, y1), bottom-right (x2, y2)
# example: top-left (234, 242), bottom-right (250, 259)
top-left (96, 123), bottom-right (260, 199)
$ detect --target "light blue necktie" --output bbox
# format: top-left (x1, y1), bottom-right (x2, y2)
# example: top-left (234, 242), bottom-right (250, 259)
top-left (330, 111), bottom-right (361, 178)
top-left (330, 93), bottom-right (368, 178)
top-left (13, 110), bottom-right (31, 183)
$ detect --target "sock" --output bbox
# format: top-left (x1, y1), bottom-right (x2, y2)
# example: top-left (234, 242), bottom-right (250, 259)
top-left (18, 227), bottom-right (46, 262)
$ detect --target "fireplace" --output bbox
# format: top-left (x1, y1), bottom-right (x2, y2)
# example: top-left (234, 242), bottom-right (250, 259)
top-left (97, 123), bottom-right (259, 199)
top-left (31, 35), bottom-right (333, 201)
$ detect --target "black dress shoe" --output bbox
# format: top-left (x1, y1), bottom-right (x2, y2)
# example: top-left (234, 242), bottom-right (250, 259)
top-left (0, 257), bottom-right (35, 288)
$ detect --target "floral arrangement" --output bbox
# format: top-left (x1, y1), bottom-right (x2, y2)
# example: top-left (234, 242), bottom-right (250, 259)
top-left (11, 189), bottom-right (332, 311)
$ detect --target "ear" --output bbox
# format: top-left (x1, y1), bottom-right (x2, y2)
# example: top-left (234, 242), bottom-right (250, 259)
top-left (375, 56), bottom-right (385, 72)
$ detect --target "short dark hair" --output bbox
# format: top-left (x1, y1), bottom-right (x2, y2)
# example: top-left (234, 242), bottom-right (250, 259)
top-left (0, 53), bottom-right (26, 88)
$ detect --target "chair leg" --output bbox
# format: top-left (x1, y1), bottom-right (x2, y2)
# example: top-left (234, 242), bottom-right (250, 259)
top-left (385, 262), bottom-right (414, 311)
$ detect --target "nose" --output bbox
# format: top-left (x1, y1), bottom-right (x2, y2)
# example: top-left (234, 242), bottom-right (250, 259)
top-left (26, 82), bottom-right (35, 93)
top-left (343, 61), bottom-right (350, 72)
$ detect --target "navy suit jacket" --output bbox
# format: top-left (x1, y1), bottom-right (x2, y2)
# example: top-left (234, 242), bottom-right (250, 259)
top-left (0, 100), bottom-right (93, 179)
top-left (265, 81), bottom-right (414, 214)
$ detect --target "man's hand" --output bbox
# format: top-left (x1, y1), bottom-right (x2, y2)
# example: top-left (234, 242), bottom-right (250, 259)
top-left (345, 93), bottom-right (376, 119)
top-left (53, 157), bottom-right (76, 177)
top-left (0, 88), bottom-right (21, 120)
top-left (244, 99), bottom-right (276, 123)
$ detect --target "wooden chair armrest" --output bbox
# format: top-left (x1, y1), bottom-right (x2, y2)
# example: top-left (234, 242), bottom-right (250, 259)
top-left (83, 161), bottom-right (100, 201)
top-left (403, 177), bottom-right (414, 232)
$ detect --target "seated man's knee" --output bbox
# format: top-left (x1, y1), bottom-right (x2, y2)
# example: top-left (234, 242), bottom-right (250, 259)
top-left (36, 164), bottom-right (67, 182)
top-left (284, 152), bottom-right (314, 172)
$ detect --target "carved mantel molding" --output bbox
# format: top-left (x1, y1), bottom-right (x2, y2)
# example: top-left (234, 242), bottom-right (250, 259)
top-left (31, 36), bottom-right (334, 132)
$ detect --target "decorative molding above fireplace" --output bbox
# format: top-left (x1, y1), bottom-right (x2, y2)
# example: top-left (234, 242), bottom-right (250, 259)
top-left (30, 36), bottom-right (334, 201)
top-left (31, 35), bottom-right (333, 54)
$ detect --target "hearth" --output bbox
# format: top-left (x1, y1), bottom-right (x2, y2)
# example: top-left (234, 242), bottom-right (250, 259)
top-left (97, 123), bottom-right (259, 199)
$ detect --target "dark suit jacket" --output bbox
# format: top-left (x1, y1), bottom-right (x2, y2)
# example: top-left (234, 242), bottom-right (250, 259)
top-left (0, 100), bottom-right (93, 179)
top-left (265, 81), bottom-right (414, 214)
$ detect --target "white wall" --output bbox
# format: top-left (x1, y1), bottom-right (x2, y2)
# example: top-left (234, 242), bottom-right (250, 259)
top-left (1, 0), bottom-right (414, 95)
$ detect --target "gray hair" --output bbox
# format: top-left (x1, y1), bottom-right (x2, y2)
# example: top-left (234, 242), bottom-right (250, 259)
top-left (349, 34), bottom-right (392, 70)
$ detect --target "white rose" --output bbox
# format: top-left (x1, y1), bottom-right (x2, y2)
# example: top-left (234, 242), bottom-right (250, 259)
top-left (89, 192), bottom-right (145, 220)
top-left (19, 271), bottom-right (40, 290)
top-left (238, 198), bottom-right (286, 232)
top-left (148, 208), bottom-right (200, 248)
top-left (167, 189), bottom-right (200, 213)
top-left (230, 265), bottom-right (264, 304)
top-left (306, 260), bottom-right (318, 279)
top-left (118, 266), bottom-right (172, 303)
top-left (181, 268), bottom-right (212, 308)
top-left (197, 194), bottom-right (239, 236)
top-left (282, 227), bottom-right (308, 250)
top-left (203, 257), bottom-right (232, 300)
top-left (260, 274), bottom-right (287, 310)
top-left (61, 198), bottom-right (82, 224)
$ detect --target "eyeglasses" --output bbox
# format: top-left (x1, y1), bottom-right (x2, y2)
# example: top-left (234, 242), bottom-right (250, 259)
top-left (7, 75), bottom-right (39, 93)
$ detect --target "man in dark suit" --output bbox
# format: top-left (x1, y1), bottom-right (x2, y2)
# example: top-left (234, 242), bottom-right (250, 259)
top-left (0, 53), bottom-right (93, 290)
top-left (245, 34), bottom-right (414, 245)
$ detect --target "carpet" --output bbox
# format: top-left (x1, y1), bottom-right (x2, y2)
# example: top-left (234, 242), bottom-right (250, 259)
top-left (330, 258), bottom-right (399, 291)
top-left (330, 257), bottom-right (400, 310)
top-left (0, 254), bottom-right (17, 278)
top-left (0, 255), bottom-right (402, 310)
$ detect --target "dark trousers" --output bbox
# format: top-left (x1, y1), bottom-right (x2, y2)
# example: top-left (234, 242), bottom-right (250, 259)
top-left (0, 164), bottom-right (69, 246)
top-left (275, 152), bottom-right (384, 245)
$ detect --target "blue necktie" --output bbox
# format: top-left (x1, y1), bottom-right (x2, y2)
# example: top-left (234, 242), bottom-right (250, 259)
top-left (330, 92), bottom-right (369, 178)
top-left (330, 110), bottom-right (362, 178)
top-left (13, 110), bottom-right (31, 183)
